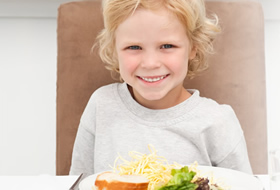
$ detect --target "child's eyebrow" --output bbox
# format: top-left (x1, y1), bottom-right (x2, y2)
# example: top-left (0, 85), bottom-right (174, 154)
top-left (120, 39), bottom-right (141, 44)
top-left (159, 38), bottom-right (184, 44)
top-left (116, 41), bottom-right (143, 48)
top-left (119, 41), bottom-right (142, 45)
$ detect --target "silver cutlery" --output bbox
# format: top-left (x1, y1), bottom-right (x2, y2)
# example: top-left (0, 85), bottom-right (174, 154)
top-left (69, 173), bottom-right (84, 190)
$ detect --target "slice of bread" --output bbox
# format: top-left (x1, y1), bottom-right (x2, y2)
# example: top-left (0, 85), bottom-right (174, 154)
top-left (94, 171), bottom-right (149, 190)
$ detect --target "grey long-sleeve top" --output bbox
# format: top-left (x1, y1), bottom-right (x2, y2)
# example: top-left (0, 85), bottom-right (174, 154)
top-left (70, 82), bottom-right (252, 176)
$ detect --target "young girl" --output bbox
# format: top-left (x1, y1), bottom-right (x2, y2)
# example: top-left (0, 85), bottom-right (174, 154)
top-left (70, 0), bottom-right (252, 176)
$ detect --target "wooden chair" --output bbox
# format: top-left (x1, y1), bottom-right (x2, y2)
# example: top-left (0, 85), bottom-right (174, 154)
top-left (56, 0), bottom-right (267, 175)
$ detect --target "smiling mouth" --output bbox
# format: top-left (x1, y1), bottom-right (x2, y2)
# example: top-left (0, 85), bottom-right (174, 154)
top-left (138, 74), bottom-right (169, 83)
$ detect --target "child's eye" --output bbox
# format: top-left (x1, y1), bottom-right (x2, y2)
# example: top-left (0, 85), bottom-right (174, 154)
top-left (127, 46), bottom-right (142, 50)
top-left (161, 44), bottom-right (174, 49)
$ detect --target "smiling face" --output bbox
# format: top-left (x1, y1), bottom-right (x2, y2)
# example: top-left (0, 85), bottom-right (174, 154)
top-left (115, 8), bottom-right (196, 109)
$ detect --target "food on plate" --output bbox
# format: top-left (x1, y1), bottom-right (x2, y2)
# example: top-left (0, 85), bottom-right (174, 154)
top-left (156, 166), bottom-right (198, 190)
top-left (112, 145), bottom-right (181, 190)
top-left (156, 166), bottom-right (223, 190)
top-left (111, 145), bottom-right (226, 190)
top-left (94, 171), bottom-right (149, 190)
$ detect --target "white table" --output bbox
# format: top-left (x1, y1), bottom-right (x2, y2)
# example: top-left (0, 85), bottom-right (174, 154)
top-left (0, 174), bottom-right (270, 190)
top-left (256, 175), bottom-right (270, 190)
top-left (0, 175), bottom-right (79, 190)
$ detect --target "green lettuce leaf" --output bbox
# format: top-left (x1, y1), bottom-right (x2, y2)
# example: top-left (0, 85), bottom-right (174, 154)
top-left (158, 166), bottom-right (198, 190)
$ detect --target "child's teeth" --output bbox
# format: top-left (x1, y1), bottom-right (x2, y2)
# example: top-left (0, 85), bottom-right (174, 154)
top-left (141, 76), bottom-right (165, 82)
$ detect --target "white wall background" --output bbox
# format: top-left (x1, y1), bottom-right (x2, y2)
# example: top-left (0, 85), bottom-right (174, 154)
top-left (0, 0), bottom-right (279, 175)
top-left (259, 0), bottom-right (280, 151)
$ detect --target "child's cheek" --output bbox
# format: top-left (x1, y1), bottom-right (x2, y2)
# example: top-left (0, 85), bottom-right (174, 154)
top-left (162, 53), bottom-right (188, 72)
top-left (118, 52), bottom-right (140, 73)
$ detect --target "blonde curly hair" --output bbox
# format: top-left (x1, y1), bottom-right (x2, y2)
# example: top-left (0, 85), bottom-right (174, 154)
top-left (95, 0), bottom-right (220, 80)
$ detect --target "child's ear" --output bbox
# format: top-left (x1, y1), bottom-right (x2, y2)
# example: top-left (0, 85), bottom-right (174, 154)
top-left (189, 46), bottom-right (197, 60)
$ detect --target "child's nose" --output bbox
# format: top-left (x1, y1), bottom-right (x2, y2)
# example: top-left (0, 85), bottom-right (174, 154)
top-left (140, 51), bottom-right (161, 69)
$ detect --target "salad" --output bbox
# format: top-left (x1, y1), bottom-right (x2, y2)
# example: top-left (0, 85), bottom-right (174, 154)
top-left (156, 166), bottom-right (223, 190)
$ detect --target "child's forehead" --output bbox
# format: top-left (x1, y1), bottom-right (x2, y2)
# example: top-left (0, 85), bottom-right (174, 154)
top-left (115, 7), bottom-right (188, 41)
top-left (121, 7), bottom-right (185, 31)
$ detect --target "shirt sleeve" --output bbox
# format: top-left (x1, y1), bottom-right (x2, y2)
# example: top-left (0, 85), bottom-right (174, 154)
top-left (216, 136), bottom-right (253, 174)
top-left (201, 104), bottom-right (253, 174)
top-left (69, 121), bottom-right (95, 176)
top-left (69, 93), bottom-right (97, 176)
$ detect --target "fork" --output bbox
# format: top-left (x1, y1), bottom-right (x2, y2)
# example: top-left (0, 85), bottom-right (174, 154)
top-left (69, 173), bottom-right (84, 190)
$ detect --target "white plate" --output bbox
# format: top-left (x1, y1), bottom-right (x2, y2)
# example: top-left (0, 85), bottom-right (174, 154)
top-left (79, 166), bottom-right (263, 190)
